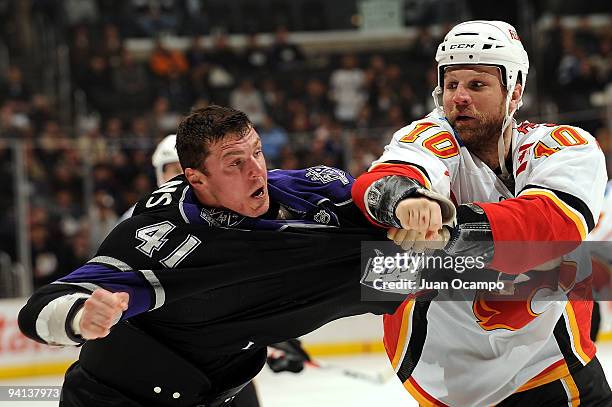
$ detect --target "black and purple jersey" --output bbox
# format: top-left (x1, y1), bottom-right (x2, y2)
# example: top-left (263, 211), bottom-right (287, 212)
top-left (19, 166), bottom-right (399, 388)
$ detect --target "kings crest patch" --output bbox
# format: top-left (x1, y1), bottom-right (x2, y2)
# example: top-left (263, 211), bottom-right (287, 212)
top-left (313, 209), bottom-right (331, 224)
top-left (305, 166), bottom-right (350, 185)
top-left (200, 208), bottom-right (245, 228)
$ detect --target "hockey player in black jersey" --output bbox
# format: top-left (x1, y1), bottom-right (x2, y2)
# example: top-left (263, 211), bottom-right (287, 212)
top-left (18, 106), bottom-right (401, 407)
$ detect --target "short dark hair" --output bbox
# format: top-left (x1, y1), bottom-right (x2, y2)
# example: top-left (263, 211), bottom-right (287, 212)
top-left (176, 105), bottom-right (252, 171)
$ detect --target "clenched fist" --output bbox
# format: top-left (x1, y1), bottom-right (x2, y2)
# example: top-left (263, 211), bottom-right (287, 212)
top-left (389, 197), bottom-right (448, 251)
top-left (78, 288), bottom-right (129, 340)
top-left (395, 197), bottom-right (443, 238)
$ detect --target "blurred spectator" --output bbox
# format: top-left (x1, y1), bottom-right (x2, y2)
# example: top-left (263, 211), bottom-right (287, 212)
top-left (229, 79), bottom-right (267, 126)
top-left (98, 23), bottom-right (123, 68)
top-left (409, 27), bottom-right (438, 60)
top-left (257, 115), bottom-right (288, 167)
top-left (63, 0), bottom-right (99, 27)
top-left (0, 66), bottom-right (31, 106)
top-left (157, 67), bottom-right (194, 112)
top-left (278, 146), bottom-right (300, 170)
top-left (50, 189), bottom-right (81, 237)
top-left (30, 221), bottom-right (69, 288)
top-left (397, 83), bottom-right (425, 124)
top-left (329, 54), bottom-right (366, 125)
top-left (302, 78), bottom-right (332, 129)
top-left (63, 228), bottom-right (93, 271)
top-left (126, 116), bottom-right (153, 150)
top-left (77, 121), bottom-right (110, 164)
top-left (364, 54), bottom-right (387, 94)
top-left (241, 33), bottom-right (270, 74)
top-left (183, 0), bottom-right (210, 35)
top-left (261, 78), bottom-right (289, 128)
top-left (269, 26), bottom-right (305, 71)
top-left (70, 25), bottom-right (94, 87)
top-left (386, 105), bottom-right (406, 129)
top-left (147, 96), bottom-right (181, 136)
top-left (0, 102), bottom-right (29, 137)
top-left (149, 37), bottom-right (189, 83)
top-left (590, 37), bottom-right (611, 85)
top-left (82, 55), bottom-right (115, 119)
top-left (28, 94), bottom-right (54, 132)
top-left (131, 0), bottom-right (180, 37)
top-left (186, 36), bottom-right (211, 96)
top-left (301, 134), bottom-right (340, 169)
top-left (103, 116), bottom-right (124, 154)
top-left (286, 99), bottom-right (310, 132)
top-left (540, 16), bottom-right (564, 97)
top-left (89, 189), bottom-right (118, 248)
top-left (574, 17), bottom-right (600, 55)
top-left (207, 33), bottom-right (237, 103)
top-left (113, 48), bottom-right (152, 115)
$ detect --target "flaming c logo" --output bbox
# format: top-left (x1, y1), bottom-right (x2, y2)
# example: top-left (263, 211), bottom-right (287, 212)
top-left (473, 263), bottom-right (577, 331)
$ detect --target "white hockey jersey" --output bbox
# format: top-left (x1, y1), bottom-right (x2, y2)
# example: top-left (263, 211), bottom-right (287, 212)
top-left (363, 109), bottom-right (607, 406)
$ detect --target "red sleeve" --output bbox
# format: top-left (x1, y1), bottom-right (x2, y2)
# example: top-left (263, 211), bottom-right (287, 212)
top-left (351, 163), bottom-right (430, 227)
top-left (477, 193), bottom-right (584, 274)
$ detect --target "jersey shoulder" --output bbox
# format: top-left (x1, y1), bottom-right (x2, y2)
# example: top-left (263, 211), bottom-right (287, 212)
top-left (513, 121), bottom-right (600, 177)
top-left (133, 175), bottom-right (193, 224)
top-left (514, 121), bottom-right (597, 154)
top-left (388, 111), bottom-right (461, 162)
top-left (268, 166), bottom-right (354, 205)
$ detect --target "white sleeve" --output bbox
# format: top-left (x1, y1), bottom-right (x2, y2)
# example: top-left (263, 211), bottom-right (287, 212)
top-left (35, 293), bottom-right (91, 346)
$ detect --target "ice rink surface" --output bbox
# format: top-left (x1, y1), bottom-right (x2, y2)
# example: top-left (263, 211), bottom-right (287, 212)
top-left (5, 343), bottom-right (612, 406)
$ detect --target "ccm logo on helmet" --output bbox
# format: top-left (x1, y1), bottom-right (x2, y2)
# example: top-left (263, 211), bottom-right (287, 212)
top-left (449, 43), bottom-right (475, 49)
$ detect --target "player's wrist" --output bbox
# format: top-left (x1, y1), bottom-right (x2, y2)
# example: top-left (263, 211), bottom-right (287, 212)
top-left (364, 175), bottom-right (423, 228)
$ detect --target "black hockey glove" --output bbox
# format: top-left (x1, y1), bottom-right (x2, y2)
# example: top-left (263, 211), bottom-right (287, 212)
top-left (443, 203), bottom-right (494, 263)
top-left (266, 339), bottom-right (311, 374)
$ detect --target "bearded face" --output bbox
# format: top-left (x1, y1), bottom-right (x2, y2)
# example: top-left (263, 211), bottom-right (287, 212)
top-left (442, 66), bottom-right (508, 155)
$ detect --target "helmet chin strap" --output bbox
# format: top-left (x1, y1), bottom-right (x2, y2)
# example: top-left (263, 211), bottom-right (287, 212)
top-left (497, 80), bottom-right (520, 180)
top-left (432, 87), bottom-right (443, 113)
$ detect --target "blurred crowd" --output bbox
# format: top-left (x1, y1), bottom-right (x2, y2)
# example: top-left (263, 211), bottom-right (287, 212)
top-left (0, 7), bottom-right (610, 291)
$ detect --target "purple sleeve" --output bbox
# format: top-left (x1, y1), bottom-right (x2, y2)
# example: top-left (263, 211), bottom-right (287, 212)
top-left (58, 264), bottom-right (154, 319)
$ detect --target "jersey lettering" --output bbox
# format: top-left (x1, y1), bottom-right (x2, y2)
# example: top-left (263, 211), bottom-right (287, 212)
top-left (399, 122), bottom-right (438, 143)
top-left (136, 221), bottom-right (201, 268)
top-left (399, 122), bottom-right (459, 159)
top-left (135, 221), bottom-right (175, 256)
top-left (145, 180), bottom-right (183, 208)
top-left (160, 235), bottom-right (202, 268)
top-left (550, 126), bottom-right (588, 147)
top-left (423, 132), bottom-right (460, 158)
top-left (533, 126), bottom-right (588, 159)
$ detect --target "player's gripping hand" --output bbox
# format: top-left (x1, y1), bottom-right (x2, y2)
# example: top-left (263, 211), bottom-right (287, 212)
top-left (78, 288), bottom-right (129, 340)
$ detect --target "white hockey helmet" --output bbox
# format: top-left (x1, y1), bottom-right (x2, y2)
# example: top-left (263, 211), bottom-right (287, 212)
top-left (434, 20), bottom-right (529, 108)
top-left (433, 20), bottom-right (530, 179)
top-left (152, 134), bottom-right (179, 185)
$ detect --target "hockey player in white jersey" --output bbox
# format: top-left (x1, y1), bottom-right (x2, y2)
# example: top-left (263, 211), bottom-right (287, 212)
top-left (118, 134), bottom-right (183, 222)
top-left (351, 20), bottom-right (611, 406)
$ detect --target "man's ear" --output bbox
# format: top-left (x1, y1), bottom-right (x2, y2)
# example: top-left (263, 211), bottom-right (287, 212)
top-left (184, 167), bottom-right (206, 187)
top-left (510, 83), bottom-right (523, 111)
